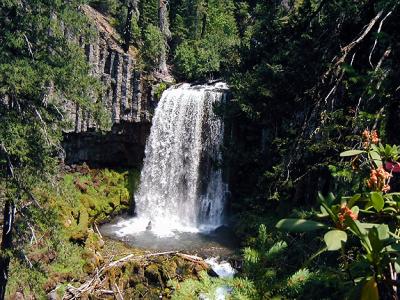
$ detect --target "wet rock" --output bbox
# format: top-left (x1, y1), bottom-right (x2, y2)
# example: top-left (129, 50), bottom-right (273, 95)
top-left (47, 290), bottom-right (60, 300)
top-left (10, 292), bottom-right (25, 300)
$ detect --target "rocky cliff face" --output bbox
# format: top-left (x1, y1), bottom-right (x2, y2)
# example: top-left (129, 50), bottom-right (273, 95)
top-left (63, 122), bottom-right (151, 168)
top-left (63, 6), bottom-right (164, 168)
top-left (65, 5), bottom-right (157, 133)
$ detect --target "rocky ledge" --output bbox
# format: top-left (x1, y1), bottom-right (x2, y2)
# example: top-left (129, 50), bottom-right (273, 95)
top-left (63, 121), bottom-right (150, 169)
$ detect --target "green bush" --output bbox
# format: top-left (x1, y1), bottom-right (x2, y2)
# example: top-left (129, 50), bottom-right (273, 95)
top-left (276, 131), bottom-right (400, 298)
top-left (142, 24), bottom-right (165, 70)
top-left (89, 0), bottom-right (119, 15)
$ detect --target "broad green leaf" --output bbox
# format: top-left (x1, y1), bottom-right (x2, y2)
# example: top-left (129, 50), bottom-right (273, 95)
top-left (369, 150), bottom-right (382, 168)
top-left (360, 278), bottom-right (379, 300)
top-left (321, 202), bottom-right (337, 222)
top-left (359, 223), bottom-right (382, 230)
top-left (385, 144), bottom-right (392, 156)
top-left (368, 226), bottom-right (388, 253)
top-left (317, 191), bottom-right (325, 203)
top-left (348, 194), bottom-right (361, 207)
top-left (370, 192), bottom-right (384, 212)
top-left (345, 219), bottom-right (371, 252)
top-left (317, 205), bottom-right (329, 217)
top-left (384, 244), bottom-right (400, 253)
top-left (351, 206), bottom-right (359, 216)
top-left (376, 224), bottom-right (389, 240)
top-left (370, 144), bottom-right (379, 153)
top-left (276, 219), bottom-right (328, 232)
top-left (382, 207), bottom-right (397, 214)
top-left (340, 150), bottom-right (366, 157)
top-left (327, 193), bottom-right (335, 205)
top-left (324, 230), bottom-right (347, 251)
top-left (395, 261), bottom-right (400, 273)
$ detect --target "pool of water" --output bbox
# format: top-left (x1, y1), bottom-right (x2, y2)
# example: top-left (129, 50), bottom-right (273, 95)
top-left (100, 215), bottom-right (239, 258)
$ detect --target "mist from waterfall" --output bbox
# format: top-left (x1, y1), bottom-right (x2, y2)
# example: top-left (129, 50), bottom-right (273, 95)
top-left (114, 83), bottom-right (228, 237)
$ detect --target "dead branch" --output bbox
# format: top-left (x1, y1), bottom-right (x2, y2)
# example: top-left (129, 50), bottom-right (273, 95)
top-left (324, 9), bottom-right (383, 82)
top-left (335, 10), bottom-right (383, 67)
top-left (369, 10), bottom-right (392, 68)
top-left (354, 46), bottom-right (392, 118)
top-left (176, 253), bottom-right (209, 269)
top-left (94, 223), bottom-right (102, 239)
top-left (114, 283), bottom-right (124, 300)
top-left (23, 33), bottom-right (34, 59)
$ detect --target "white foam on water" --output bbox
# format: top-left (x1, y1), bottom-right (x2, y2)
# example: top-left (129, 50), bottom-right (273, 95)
top-left (200, 257), bottom-right (236, 300)
top-left (112, 216), bottom-right (201, 238)
top-left (205, 257), bottom-right (237, 279)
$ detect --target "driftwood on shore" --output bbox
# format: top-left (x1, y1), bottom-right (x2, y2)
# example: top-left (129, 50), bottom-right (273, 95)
top-left (62, 251), bottom-right (209, 299)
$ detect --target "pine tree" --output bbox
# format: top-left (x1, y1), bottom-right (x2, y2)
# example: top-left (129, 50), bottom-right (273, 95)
top-left (0, 1), bottom-right (97, 297)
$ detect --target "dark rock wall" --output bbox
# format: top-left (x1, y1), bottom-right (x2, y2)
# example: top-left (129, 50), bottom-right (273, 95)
top-left (63, 122), bottom-right (151, 169)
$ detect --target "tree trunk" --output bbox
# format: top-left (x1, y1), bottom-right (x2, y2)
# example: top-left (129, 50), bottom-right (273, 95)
top-left (0, 199), bottom-right (15, 300)
top-left (200, 0), bottom-right (208, 38)
top-left (123, 1), bottom-right (134, 52)
top-left (158, 0), bottom-right (171, 75)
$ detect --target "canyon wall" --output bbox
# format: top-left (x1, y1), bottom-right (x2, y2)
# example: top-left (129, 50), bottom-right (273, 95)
top-left (63, 5), bottom-right (165, 168)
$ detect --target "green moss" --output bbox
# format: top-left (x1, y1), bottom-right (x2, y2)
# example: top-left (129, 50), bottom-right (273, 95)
top-left (154, 82), bottom-right (168, 100)
top-left (7, 166), bottom-right (141, 298)
top-left (7, 262), bottom-right (47, 299)
top-left (50, 168), bottom-right (140, 241)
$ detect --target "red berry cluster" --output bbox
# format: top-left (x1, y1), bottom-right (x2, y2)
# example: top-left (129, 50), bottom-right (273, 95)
top-left (362, 129), bottom-right (379, 148)
top-left (367, 166), bottom-right (392, 193)
top-left (337, 204), bottom-right (358, 229)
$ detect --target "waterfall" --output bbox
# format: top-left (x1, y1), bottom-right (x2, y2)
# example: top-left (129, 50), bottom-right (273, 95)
top-left (115, 83), bottom-right (228, 237)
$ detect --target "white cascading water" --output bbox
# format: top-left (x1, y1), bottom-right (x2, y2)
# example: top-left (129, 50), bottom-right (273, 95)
top-left (114, 83), bottom-right (228, 237)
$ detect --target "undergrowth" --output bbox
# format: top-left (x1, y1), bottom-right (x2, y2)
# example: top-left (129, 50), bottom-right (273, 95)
top-left (6, 166), bottom-right (139, 298)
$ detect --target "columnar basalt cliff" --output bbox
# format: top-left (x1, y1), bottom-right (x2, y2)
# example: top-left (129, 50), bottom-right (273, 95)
top-left (70, 5), bottom-right (156, 132)
top-left (63, 5), bottom-right (165, 168)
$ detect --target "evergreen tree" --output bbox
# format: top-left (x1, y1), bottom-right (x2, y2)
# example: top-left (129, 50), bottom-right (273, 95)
top-left (170, 0), bottom-right (240, 80)
top-left (0, 1), bottom-right (97, 297)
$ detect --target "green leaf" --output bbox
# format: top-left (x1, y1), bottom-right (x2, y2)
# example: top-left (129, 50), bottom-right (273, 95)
top-left (276, 219), bottom-right (328, 232)
top-left (395, 261), bottom-right (400, 273)
top-left (369, 150), bottom-right (382, 168)
top-left (348, 194), bottom-right (361, 207)
top-left (324, 230), bottom-right (347, 251)
top-left (327, 193), bottom-right (335, 205)
top-left (340, 150), bottom-right (366, 157)
top-left (317, 192), bottom-right (325, 203)
top-left (382, 207), bottom-right (397, 214)
top-left (384, 243), bottom-right (400, 253)
top-left (370, 192), bottom-right (384, 212)
top-left (351, 206), bottom-right (359, 216)
top-left (368, 225), bottom-right (389, 253)
top-left (345, 218), bottom-right (367, 237)
top-left (370, 144), bottom-right (379, 153)
top-left (317, 205), bottom-right (329, 218)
